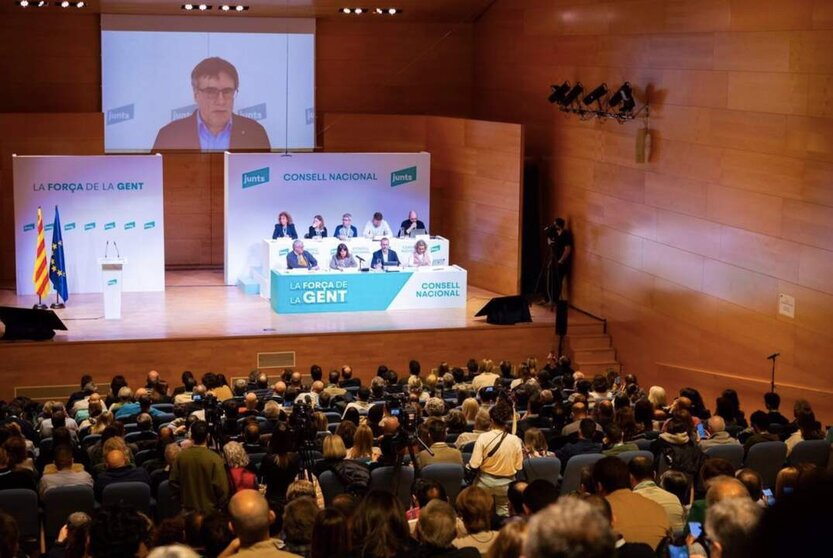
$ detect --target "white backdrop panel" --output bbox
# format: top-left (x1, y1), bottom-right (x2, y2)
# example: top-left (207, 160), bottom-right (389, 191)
top-left (225, 152), bottom-right (430, 285)
top-left (13, 155), bottom-right (166, 295)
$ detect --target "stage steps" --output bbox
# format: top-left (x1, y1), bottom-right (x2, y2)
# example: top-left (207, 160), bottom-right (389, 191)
top-left (565, 310), bottom-right (622, 376)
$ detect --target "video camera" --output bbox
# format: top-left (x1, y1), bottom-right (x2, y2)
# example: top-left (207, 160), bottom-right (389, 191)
top-left (288, 395), bottom-right (318, 447)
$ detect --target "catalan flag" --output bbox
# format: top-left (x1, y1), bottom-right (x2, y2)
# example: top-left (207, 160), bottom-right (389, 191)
top-left (32, 206), bottom-right (51, 298)
top-left (49, 205), bottom-right (69, 302)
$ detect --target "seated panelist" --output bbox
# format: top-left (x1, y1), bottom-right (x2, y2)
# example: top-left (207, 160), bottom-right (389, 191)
top-left (330, 243), bottom-right (358, 270)
top-left (272, 211), bottom-right (298, 240)
top-left (399, 210), bottom-right (427, 238)
top-left (334, 213), bottom-right (358, 240)
top-left (305, 214), bottom-right (328, 239)
top-left (363, 212), bottom-right (393, 239)
top-left (286, 240), bottom-right (319, 270)
top-left (371, 237), bottom-right (400, 269)
top-left (408, 239), bottom-right (432, 267)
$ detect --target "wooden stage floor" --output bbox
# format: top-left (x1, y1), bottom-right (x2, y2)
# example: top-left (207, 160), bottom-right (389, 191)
top-left (0, 271), bottom-right (562, 400)
top-left (0, 270), bottom-right (555, 343)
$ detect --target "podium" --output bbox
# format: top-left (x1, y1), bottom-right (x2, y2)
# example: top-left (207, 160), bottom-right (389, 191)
top-left (97, 258), bottom-right (126, 320)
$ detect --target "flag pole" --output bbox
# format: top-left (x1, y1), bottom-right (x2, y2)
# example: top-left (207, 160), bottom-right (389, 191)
top-left (34, 294), bottom-right (47, 310)
top-left (50, 290), bottom-right (64, 309)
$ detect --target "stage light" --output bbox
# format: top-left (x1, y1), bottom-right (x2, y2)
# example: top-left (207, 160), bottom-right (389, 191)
top-left (354, 7), bottom-right (363, 14)
top-left (18, 0), bottom-right (30, 7)
top-left (548, 81), bottom-right (571, 104)
top-left (76, 0), bottom-right (84, 6)
top-left (235, 4), bottom-right (245, 10)
top-left (220, 4), bottom-right (229, 10)
top-left (387, 8), bottom-right (399, 14)
top-left (59, 0), bottom-right (70, 7)
top-left (561, 83), bottom-right (584, 106)
top-left (198, 4), bottom-right (209, 10)
top-left (375, 8), bottom-right (383, 14)
top-left (582, 83), bottom-right (608, 106)
top-left (183, 3), bottom-right (194, 9)
top-left (341, 7), bottom-right (352, 13)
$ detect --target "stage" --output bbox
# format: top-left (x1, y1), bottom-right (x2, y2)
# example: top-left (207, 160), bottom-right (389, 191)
top-left (0, 270), bottom-right (568, 402)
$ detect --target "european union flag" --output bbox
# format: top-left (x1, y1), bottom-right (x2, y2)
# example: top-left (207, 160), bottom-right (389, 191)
top-left (49, 205), bottom-right (69, 302)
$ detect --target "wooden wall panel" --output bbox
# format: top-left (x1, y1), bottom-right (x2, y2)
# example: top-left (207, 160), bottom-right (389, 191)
top-left (0, 114), bottom-right (104, 287)
top-left (322, 113), bottom-right (523, 295)
top-left (475, 0), bottom-right (833, 422)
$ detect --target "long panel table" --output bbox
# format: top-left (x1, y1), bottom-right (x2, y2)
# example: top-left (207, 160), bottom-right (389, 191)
top-left (257, 236), bottom-right (450, 299)
top-left (270, 265), bottom-right (467, 314)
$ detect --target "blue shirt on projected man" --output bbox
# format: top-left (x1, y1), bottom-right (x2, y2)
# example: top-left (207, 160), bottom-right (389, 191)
top-left (196, 111), bottom-right (232, 151)
top-left (371, 238), bottom-right (400, 269)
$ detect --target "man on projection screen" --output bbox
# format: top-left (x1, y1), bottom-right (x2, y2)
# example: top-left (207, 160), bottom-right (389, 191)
top-left (152, 57), bottom-right (271, 151)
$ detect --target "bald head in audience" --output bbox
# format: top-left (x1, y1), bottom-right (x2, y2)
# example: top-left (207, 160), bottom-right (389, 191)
top-left (105, 449), bottom-right (127, 470)
top-left (228, 489), bottom-right (275, 547)
top-left (706, 476), bottom-right (750, 507)
top-left (244, 392), bottom-right (258, 411)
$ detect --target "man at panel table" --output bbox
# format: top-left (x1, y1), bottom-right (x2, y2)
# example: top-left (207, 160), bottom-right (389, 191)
top-left (371, 237), bottom-right (400, 270)
top-left (334, 213), bottom-right (358, 240)
top-left (408, 239), bottom-right (432, 267)
top-left (286, 240), bottom-right (319, 270)
top-left (363, 211), bottom-right (393, 239)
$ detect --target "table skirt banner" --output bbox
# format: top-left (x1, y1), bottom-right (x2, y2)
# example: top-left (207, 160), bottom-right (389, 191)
top-left (271, 266), bottom-right (467, 314)
top-left (258, 236), bottom-right (450, 299)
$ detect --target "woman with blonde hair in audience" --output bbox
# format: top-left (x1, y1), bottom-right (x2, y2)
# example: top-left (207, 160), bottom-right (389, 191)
top-left (462, 398), bottom-right (480, 424)
top-left (522, 428), bottom-right (554, 459)
top-left (90, 411), bottom-right (114, 435)
top-left (486, 518), bottom-right (528, 558)
top-left (648, 385), bottom-right (668, 410)
top-left (347, 424), bottom-right (380, 462)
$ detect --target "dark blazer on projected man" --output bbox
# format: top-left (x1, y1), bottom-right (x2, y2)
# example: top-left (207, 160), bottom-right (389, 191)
top-left (371, 248), bottom-right (400, 268)
top-left (151, 111), bottom-right (271, 151)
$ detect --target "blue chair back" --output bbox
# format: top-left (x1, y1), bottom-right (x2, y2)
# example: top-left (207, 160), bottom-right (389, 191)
top-left (744, 441), bottom-right (787, 489)
top-left (369, 466), bottom-right (414, 508)
top-left (151, 403), bottom-right (174, 413)
top-left (704, 445), bottom-right (744, 470)
top-left (421, 463), bottom-right (465, 503)
top-left (82, 434), bottom-right (101, 447)
top-left (102, 482), bottom-right (152, 515)
top-left (248, 453), bottom-right (267, 469)
top-left (0, 489), bottom-right (39, 543)
top-left (634, 439), bottom-right (653, 451)
top-left (788, 440), bottom-right (831, 468)
top-left (319, 470), bottom-right (347, 506)
top-left (560, 453), bottom-right (604, 495)
top-left (135, 449), bottom-right (157, 467)
top-left (462, 452), bottom-right (472, 466)
top-left (459, 441), bottom-right (476, 453)
top-left (156, 480), bottom-right (181, 521)
top-left (522, 456), bottom-right (561, 484)
top-left (328, 423), bottom-right (340, 434)
top-left (616, 450), bottom-right (655, 464)
top-left (325, 412), bottom-right (342, 423)
top-left (43, 485), bottom-right (95, 545)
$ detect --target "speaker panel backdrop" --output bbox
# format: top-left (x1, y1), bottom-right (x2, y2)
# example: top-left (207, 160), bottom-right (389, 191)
top-left (12, 155), bottom-right (166, 295)
top-left (224, 152), bottom-right (431, 285)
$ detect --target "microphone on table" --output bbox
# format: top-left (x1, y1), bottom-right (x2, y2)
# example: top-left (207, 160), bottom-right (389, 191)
top-left (104, 240), bottom-right (110, 258)
top-left (113, 241), bottom-right (121, 258)
top-left (767, 352), bottom-right (780, 360)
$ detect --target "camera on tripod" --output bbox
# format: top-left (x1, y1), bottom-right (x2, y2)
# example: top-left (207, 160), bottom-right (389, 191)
top-left (288, 397), bottom-right (318, 447)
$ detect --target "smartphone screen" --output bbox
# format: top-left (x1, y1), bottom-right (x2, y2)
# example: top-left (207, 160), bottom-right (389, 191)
top-left (668, 545), bottom-right (689, 558)
top-left (688, 521), bottom-right (703, 539)
top-left (762, 488), bottom-right (774, 506)
top-left (696, 423), bottom-right (706, 438)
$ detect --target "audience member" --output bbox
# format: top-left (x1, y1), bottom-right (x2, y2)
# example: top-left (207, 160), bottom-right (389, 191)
top-left (524, 496), bottom-right (615, 558)
top-left (468, 401), bottom-right (523, 517)
top-left (282, 496), bottom-right (318, 557)
top-left (557, 419), bottom-right (603, 466)
top-left (521, 479), bottom-right (558, 515)
top-left (453, 486), bottom-right (499, 556)
top-left (412, 500), bottom-right (479, 558)
top-left (94, 449), bottom-right (151, 501)
top-left (40, 445), bottom-right (93, 497)
top-left (628, 456), bottom-right (684, 534)
top-left (170, 421), bottom-right (229, 513)
top-left (418, 418), bottom-right (463, 468)
top-left (226, 489), bottom-right (298, 557)
top-left (592, 456), bottom-right (669, 549)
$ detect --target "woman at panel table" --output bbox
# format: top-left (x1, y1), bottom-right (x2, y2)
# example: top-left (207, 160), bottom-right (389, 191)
top-left (305, 214), bottom-right (328, 239)
top-left (272, 211), bottom-right (298, 240)
top-left (330, 243), bottom-right (358, 270)
top-left (408, 239), bottom-right (432, 267)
